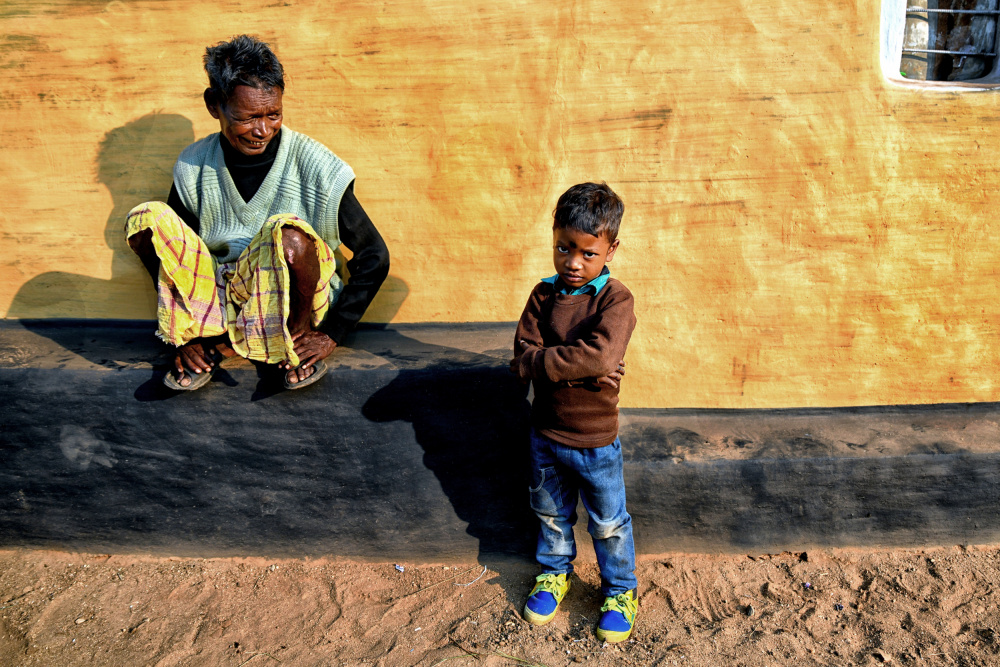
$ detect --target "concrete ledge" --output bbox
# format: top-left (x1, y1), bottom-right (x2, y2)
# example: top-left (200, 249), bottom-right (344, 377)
top-left (2, 320), bottom-right (1000, 559)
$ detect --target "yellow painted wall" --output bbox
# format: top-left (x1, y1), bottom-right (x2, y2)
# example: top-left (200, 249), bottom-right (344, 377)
top-left (3, 0), bottom-right (1000, 408)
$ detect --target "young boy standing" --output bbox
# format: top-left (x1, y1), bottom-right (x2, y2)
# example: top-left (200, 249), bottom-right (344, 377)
top-left (511, 182), bottom-right (638, 642)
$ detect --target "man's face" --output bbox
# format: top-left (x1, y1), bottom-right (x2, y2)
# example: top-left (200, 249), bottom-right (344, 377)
top-left (552, 227), bottom-right (619, 289)
top-left (207, 84), bottom-right (283, 156)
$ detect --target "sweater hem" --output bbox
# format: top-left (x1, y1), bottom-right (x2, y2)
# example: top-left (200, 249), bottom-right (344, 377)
top-left (537, 428), bottom-right (618, 449)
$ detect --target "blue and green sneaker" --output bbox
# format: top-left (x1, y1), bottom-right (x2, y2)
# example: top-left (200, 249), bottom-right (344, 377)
top-left (595, 589), bottom-right (638, 642)
top-left (522, 573), bottom-right (571, 625)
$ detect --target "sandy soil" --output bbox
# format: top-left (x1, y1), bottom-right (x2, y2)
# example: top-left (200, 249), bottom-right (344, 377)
top-left (2, 545), bottom-right (999, 666)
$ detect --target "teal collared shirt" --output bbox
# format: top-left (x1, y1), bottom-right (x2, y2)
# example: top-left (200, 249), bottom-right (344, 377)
top-left (541, 266), bottom-right (611, 296)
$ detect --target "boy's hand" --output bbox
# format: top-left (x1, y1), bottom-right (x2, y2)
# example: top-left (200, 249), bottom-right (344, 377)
top-left (559, 360), bottom-right (626, 389)
top-left (590, 359), bottom-right (627, 390)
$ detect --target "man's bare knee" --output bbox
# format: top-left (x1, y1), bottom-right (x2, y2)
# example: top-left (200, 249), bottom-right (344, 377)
top-left (281, 226), bottom-right (316, 267)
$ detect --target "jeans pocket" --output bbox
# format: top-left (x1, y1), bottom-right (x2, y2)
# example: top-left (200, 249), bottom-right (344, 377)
top-left (529, 465), bottom-right (553, 493)
top-left (529, 466), bottom-right (562, 515)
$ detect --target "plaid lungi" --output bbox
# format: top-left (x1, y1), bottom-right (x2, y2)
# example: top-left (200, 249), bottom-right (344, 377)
top-left (124, 201), bottom-right (336, 367)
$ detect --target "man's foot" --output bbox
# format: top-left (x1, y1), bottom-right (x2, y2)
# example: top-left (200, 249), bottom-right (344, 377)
top-left (163, 337), bottom-right (235, 391)
top-left (595, 589), bottom-right (638, 643)
top-left (284, 359), bottom-right (328, 390)
top-left (522, 573), bottom-right (570, 626)
top-left (212, 340), bottom-right (238, 360)
top-left (163, 366), bottom-right (215, 391)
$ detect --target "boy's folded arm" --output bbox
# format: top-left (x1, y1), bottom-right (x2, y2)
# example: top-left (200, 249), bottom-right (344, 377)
top-left (536, 336), bottom-right (623, 382)
top-left (514, 343), bottom-right (544, 380)
top-left (511, 289), bottom-right (546, 381)
top-left (511, 338), bottom-right (544, 380)
top-left (526, 295), bottom-right (636, 383)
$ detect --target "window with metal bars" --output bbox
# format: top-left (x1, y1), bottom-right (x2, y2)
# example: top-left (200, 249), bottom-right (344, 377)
top-left (881, 0), bottom-right (1000, 87)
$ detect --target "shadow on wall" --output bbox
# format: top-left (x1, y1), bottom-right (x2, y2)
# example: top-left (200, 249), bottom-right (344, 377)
top-left (361, 332), bottom-right (536, 560)
top-left (7, 113), bottom-right (194, 320)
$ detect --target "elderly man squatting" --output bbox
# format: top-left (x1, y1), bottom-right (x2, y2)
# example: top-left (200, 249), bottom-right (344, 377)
top-left (125, 35), bottom-right (389, 390)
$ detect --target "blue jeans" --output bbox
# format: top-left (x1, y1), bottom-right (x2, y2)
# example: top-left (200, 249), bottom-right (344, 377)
top-left (528, 428), bottom-right (637, 596)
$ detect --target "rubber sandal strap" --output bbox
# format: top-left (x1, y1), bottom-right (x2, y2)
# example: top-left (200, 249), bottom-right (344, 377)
top-left (162, 367), bottom-right (214, 391)
top-left (284, 359), bottom-right (328, 390)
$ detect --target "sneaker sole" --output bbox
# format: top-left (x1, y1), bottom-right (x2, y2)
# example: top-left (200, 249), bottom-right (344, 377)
top-left (596, 626), bottom-right (634, 643)
top-left (523, 606), bottom-right (558, 625)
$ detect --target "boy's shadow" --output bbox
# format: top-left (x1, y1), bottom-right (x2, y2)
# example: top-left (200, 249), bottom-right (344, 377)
top-left (7, 113), bottom-right (191, 369)
top-left (361, 330), bottom-right (537, 562)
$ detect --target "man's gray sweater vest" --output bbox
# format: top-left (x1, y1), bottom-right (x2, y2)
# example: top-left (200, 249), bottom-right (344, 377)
top-left (172, 127), bottom-right (355, 268)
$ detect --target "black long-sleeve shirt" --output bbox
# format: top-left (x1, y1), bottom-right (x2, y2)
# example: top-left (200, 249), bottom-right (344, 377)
top-left (166, 131), bottom-right (389, 345)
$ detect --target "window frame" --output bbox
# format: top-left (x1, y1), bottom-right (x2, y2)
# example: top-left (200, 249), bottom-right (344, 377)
top-left (881, 0), bottom-right (1000, 89)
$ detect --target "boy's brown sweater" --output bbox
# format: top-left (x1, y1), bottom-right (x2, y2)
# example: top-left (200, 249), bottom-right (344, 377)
top-left (512, 278), bottom-right (636, 448)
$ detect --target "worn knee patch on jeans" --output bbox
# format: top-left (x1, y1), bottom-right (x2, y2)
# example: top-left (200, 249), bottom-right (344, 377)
top-left (589, 514), bottom-right (631, 540)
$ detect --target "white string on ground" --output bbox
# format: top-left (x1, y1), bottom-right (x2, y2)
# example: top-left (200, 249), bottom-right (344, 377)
top-left (455, 565), bottom-right (487, 587)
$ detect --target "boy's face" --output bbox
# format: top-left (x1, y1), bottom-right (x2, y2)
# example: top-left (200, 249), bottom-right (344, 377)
top-left (552, 227), bottom-right (619, 289)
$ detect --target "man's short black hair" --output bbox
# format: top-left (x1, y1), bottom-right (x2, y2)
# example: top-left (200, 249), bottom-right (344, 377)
top-left (204, 35), bottom-right (285, 106)
top-left (552, 182), bottom-right (624, 243)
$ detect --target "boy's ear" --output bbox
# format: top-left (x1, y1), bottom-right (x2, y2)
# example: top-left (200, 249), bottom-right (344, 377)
top-left (606, 239), bottom-right (620, 262)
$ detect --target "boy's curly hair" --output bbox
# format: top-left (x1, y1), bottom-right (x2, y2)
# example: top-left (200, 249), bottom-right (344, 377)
top-left (553, 182), bottom-right (624, 243)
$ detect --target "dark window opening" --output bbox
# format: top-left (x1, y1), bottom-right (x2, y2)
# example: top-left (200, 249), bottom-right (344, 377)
top-left (901, 1), bottom-right (1000, 81)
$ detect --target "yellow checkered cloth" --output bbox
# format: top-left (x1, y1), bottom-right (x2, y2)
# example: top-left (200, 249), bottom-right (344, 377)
top-left (125, 201), bottom-right (336, 366)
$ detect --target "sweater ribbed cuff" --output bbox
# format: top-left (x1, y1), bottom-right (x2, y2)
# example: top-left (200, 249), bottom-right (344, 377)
top-left (517, 347), bottom-right (546, 381)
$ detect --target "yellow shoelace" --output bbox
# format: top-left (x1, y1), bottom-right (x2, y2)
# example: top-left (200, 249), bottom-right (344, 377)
top-left (601, 592), bottom-right (637, 620)
top-left (532, 574), bottom-right (566, 597)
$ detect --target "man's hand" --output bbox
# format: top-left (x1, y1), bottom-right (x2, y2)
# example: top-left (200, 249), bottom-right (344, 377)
top-left (173, 339), bottom-right (218, 387)
top-left (279, 329), bottom-right (337, 383)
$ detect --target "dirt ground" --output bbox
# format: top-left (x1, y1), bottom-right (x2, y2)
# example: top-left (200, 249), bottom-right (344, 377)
top-left (2, 545), bottom-right (1000, 666)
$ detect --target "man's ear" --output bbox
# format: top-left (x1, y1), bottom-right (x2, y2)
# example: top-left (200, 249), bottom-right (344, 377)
top-left (606, 239), bottom-right (620, 262)
top-left (204, 88), bottom-right (221, 119)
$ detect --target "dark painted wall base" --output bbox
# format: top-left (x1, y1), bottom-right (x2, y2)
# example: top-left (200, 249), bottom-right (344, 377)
top-left (2, 320), bottom-right (999, 559)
